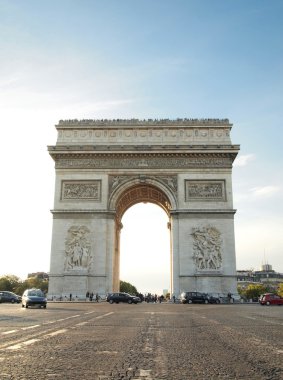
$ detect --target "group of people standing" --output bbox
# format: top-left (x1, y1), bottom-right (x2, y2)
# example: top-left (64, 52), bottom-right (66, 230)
top-left (86, 291), bottom-right (100, 302)
top-left (142, 293), bottom-right (165, 303)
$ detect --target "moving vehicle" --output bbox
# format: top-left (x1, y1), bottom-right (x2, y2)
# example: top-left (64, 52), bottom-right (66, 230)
top-left (180, 292), bottom-right (209, 304)
top-left (22, 288), bottom-right (47, 308)
top-left (0, 291), bottom-right (21, 304)
top-left (106, 292), bottom-right (141, 304)
top-left (259, 293), bottom-right (283, 306)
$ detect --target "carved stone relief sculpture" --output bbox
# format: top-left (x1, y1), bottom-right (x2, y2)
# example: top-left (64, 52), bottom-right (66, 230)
top-left (191, 226), bottom-right (222, 271)
top-left (64, 226), bottom-right (92, 271)
top-left (61, 181), bottom-right (101, 200)
top-left (186, 180), bottom-right (225, 201)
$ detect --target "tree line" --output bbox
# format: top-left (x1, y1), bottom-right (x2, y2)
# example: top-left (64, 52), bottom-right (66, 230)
top-left (0, 275), bottom-right (48, 295)
top-left (238, 283), bottom-right (283, 300)
top-left (0, 276), bottom-right (138, 296)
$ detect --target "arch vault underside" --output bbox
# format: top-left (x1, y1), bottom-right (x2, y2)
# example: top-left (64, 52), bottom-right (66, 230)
top-left (47, 119), bottom-right (240, 298)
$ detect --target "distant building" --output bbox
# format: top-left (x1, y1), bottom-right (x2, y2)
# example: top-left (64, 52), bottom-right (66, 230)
top-left (27, 272), bottom-right (49, 280)
top-left (237, 264), bottom-right (283, 289)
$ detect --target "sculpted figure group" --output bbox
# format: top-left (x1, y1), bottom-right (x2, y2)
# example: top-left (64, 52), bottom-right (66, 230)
top-left (192, 226), bottom-right (222, 270)
top-left (64, 226), bottom-right (91, 271)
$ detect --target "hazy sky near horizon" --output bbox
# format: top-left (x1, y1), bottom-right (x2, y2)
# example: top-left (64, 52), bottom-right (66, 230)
top-left (0, 0), bottom-right (282, 294)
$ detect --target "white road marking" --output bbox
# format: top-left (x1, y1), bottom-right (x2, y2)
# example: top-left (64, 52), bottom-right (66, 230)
top-left (45, 329), bottom-right (67, 337)
top-left (76, 321), bottom-right (88, 326)
top-left (95, 312), bottom-right (114, 319)
top-left (2, 330), bottom-right (18, 335)
top-left (6, 339), bottom-right (40, 350)
top-left (4, 329), bottom-right (67, 350)
top-left (56, 314), bottom-right (81, 322)
top-left (2, 312), bottom-right (113, 350)
top-left (244, 316), bottom-right (257, 320)
top-left (22, 324), bottom-right (40, 330)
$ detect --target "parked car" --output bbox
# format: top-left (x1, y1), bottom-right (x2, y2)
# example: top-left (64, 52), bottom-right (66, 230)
top-left (259, 293), bottom-right (283, 306)
top-left (106, 292), bottom-right (141, 304)
top-left (0, 291), bottom-right (21, 304)
top-left (22, 288), bottom-right (47, 308)
top-left (180, 292), bottom-right (209, 304)
top-left (205, 293), bottom-right (221, 304)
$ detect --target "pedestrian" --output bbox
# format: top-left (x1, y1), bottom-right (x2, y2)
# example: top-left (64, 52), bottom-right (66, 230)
top-left (95, 293), bottom-right (99, 302)
top-left (69, 293), bottom-right (72, 301)
top-left (173, 295), bottom-right (176, 303)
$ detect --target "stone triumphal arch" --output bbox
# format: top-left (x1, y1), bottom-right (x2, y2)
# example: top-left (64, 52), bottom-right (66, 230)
top-left (48, 119), bottom-right (239, 298)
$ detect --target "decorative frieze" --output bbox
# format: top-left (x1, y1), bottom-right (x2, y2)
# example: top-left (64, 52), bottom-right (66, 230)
top-left (185, 180), bottom-right (226, 201)
top-left (191, 226), bottom-right (222, 271)
top-left (56, 127), bottom-right (231, 145)
top-left (61, 180), bottom-right (101, 201)
top-left (55, 154), bottom-right (233, 169)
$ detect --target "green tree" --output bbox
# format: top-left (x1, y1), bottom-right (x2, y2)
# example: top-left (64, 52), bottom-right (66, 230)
top-left (22, 277), bottom-right (49, 294)
top-left (120, 280), bottom-right (138, 295)
top-left (0, 274), bottom-right (49, 295)
top-left (0, 275), bottom-right (22, 292)
top-left (244, 284), bottom-right (267, 300)
top-left (277, 283), bottom-right (283, 297)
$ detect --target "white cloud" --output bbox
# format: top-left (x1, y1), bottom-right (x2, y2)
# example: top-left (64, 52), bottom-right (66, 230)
top-left (249, 186), bottom-right (280, 198)
top-left (234, 154), bottom-right (255, 167)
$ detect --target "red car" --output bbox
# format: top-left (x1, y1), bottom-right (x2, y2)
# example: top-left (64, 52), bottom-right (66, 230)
top-left (259, 293), bottom-right (283, 306)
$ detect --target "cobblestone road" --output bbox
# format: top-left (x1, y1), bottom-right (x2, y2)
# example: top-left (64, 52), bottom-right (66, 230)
top-left (0, 302), bottom-right (282, 379)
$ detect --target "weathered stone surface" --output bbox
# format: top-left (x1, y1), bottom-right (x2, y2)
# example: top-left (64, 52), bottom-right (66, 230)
top-left (48, 119), bottom-right (239, 298)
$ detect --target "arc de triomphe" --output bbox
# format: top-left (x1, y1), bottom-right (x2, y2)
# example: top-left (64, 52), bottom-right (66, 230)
top-left (47, 119), bottom-right (239, 298)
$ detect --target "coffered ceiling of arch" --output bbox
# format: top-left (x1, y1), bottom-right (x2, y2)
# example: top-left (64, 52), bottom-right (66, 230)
top-left (115, 184), bottom-right (172, 221)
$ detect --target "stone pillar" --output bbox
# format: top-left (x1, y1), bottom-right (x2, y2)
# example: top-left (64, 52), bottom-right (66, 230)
top-left (170, 213), bottom-right (180, 297)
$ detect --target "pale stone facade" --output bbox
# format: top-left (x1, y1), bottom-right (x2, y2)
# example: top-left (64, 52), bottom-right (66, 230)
top-left (48, 119), bottom-right (239, 298)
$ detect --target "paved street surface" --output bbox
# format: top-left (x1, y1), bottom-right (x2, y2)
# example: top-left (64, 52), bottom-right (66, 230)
top-left (0, 302), bottom-right (282, 380)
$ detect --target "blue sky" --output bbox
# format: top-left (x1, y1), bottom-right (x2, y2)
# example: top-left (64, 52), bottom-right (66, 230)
top-left (0, 1), bottom-right (282, 293)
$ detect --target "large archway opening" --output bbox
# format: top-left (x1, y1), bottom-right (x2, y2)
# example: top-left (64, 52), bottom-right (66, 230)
top-left (120, 203), bottom-right (170, 296)
top-left (112, 183), bottom-right (173, 295)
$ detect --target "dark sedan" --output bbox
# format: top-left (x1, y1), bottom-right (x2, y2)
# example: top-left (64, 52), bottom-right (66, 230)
top-left (22, 288), bottom-right (47, 308)
top-left (106, 292), bottom-right (141, 304)
top-left (0, 291), bottom-right (21, 304)
top-left (180, 292), bottom-right (209, 304)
